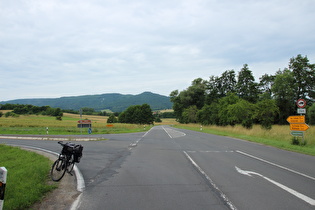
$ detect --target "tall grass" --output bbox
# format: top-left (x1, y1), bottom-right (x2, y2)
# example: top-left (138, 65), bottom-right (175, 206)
top-left (0, 145), bottom-right (56, 210)
top-left (174, 124), bottom-right (315, 156)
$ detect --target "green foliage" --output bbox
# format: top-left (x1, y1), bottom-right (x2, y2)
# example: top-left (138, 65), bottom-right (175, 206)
top-left (227, 99), bottom-right (255, 129)
top-left (170, 78), bottom-right (207, 122)
top-left (0, 145), bottom-right (56, 209)
top-left (170, 54), bottom-right (314, 128)
top-left (236, 64), bottom-right (259, 103)
top-left (0, 92), bottom-right (172, 113)
top-left (107, 114), bottom-right (118, 123)
top-left (272, 69), bottom-right (296, 124)
top-left (5, 112), bottom-right (19, 118)
top-left (0, 111), bottom-right (2, 117)
top-left (1, 104), bottom-right (63, 119)
top-left (118, 104), bottom-right (154, 124)
top-left (307, 103), bottom-right (315, 125)
top-left (255, 99), bottom-right (279, 130)
top-left (182, 106), bottom-right (198, 124)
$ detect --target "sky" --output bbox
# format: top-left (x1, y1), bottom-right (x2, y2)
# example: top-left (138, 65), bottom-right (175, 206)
top-left (1, 0), bottom-right (315, 101)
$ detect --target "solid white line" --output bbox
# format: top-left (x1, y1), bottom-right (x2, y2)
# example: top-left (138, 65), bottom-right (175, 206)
top-left (162, 126), bottom-right (173, 138)
top-left (236, 150), bottom-right (315, 181)
top-left (183, 151), bottom-right (237, 210)
top-left (236, 166), bottom-right (315, 206)
top-left (70, 193), bottom-right (82, 210)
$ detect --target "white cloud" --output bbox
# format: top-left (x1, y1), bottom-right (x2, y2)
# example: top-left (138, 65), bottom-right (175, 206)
top-left (0, 0), bottom-right (314, 101)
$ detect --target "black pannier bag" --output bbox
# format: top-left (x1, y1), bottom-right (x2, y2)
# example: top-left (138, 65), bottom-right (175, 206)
top-left (74, 144), bottom-right (83, 163)
top-left (62, 142), bottom-right (75, 155)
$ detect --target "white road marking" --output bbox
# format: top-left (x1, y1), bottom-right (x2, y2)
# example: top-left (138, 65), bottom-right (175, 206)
top-left (187, 150), bottom-right (234, 153)
top-left (128, 127), bottom-right (155, 150)
top-left (235, 166), bottom-right (315, 206)
top-left (236, 150), bottom-right (315, 181)
top-left (162, 126), bottom-right (186, 138)
top-left (184, 151), bottom-right (237, 210)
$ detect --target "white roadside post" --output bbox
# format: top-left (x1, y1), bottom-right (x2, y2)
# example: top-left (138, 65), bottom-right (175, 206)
top-left (0, 167), bottom-right (7, 210)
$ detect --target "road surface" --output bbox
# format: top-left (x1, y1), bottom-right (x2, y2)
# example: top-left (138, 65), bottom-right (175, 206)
top-left (1, 125), bottom-right (314, 209)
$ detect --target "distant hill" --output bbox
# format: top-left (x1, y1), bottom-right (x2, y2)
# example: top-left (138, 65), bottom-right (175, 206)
top-left (0, 92), bottom-right (172, 112)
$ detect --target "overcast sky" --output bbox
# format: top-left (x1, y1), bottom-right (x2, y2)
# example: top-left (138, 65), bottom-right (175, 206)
top-left (1, 0), bottom-right (314, 101)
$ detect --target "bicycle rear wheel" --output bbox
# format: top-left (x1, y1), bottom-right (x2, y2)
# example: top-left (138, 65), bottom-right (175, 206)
top-left (51, 158), bottom-right (67, 182)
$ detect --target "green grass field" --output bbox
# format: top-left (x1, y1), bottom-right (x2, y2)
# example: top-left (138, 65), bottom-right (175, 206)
top-left (0, 145), bottom-right (56, 210)
top-left (0, 113), bottom-right (151, 135)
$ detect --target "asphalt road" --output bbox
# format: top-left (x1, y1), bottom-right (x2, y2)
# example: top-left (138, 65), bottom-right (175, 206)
top-left (1, 125), bottom-right (315, 209)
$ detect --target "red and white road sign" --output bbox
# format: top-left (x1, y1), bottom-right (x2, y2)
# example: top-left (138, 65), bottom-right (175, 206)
top-left (296, 99), bottom-right (306, 108)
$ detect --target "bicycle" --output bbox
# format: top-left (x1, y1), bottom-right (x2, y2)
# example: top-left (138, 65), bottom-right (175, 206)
top-left (51, 141), bottom-right (83, 182)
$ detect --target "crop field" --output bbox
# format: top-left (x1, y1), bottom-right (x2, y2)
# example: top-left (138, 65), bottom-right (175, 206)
top-left (0, 113), bottom-right (151, 135)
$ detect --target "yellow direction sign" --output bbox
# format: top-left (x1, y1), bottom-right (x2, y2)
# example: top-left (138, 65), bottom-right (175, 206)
top-left (290, 123), bottom-right (309, 131)
top-left (287, 115), bottom-right (305, 123)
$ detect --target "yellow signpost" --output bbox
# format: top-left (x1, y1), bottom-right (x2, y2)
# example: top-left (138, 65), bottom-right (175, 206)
top-left (289, 123), bottom-right (309, 131)
top-left (286, 115), bottom-right (305, 124)
top-left (287, 113), bottom-right (309, 143)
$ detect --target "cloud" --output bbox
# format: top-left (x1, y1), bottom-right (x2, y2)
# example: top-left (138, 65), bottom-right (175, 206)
top-left (0, 0), bottom-right (314, 101)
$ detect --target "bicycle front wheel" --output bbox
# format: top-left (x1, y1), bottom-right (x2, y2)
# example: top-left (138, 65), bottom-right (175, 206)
top-left (51, 158), bottom-right (67, 182)
top-left (67, 155), bottom-right (75, 173)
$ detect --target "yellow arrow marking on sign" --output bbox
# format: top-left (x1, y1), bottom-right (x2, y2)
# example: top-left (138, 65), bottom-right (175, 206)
top-left (287, 115), bottom-right (305, 123)
top-left (290, 123), bottom-right (309, 131)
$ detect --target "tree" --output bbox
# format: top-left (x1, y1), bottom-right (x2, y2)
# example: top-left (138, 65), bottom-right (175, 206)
top-left (118, 104), bottom-right (154, 124)
top-left (272, 69), bottom-right (296, 124)
top-left (258, 74), bottom-right (275, 100)
top-left (218, 93), bottom-right (240, 126)
top-left (140, 104), bottom-right (155, 124)
top-left (307, 103), bottom-right (315, 125)
top-left (107, 114), bottom-right (118, 123)
top-left (170, 78), bottom-right (207, 122)
top-left (205, 70), bottom-right (237, 104)
top-left (236, 64), bottom-right (259, 103)
top-left (289, 54), bottom-right (315, 100)
top-left (197, 104), bottom-right (220, 125)
top-left (254, 99), bottom-right (279, 129)
top-left (227, 99), bottom-right (255, 128)
top-left (181, 105), bottom-right (198, 124)
top-left (218, 70), bottom-right (237, 97)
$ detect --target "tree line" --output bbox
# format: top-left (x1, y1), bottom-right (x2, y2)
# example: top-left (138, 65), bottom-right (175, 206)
top-left (0, 104), bottom-right (63, 120)
top-left (170, 54), bottom-right (315, 129)
top-left (0, 103), bottom-right (162, 125)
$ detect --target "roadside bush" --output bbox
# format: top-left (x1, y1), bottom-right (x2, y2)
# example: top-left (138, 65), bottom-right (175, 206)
top-left (291, 137), bottom-right (307, 146)
top-left (107, 114), bottom-right (118, 123)
top-left (307, 103), bottom-right (315, 125)
top-left (5, 112), bottom-right (19, 118)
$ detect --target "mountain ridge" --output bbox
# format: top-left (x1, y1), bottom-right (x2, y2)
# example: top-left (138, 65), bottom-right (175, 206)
top-left (0, 91), bottom-right (172, 112)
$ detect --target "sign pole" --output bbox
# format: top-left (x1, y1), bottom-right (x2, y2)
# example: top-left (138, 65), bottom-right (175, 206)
top-left (287, 99), bottom-right (309, 144)
top-left (79, 109), bottom-right (82, 135)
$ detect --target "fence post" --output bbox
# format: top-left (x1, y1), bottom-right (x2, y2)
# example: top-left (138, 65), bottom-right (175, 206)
top-left (0, 167), bottom-right (7, 210)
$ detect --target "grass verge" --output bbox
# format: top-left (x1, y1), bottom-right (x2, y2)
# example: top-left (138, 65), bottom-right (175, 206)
top-left (0, 144), bottom-right (57, 210)
top-left (173, 124), bottom-right (315, 156)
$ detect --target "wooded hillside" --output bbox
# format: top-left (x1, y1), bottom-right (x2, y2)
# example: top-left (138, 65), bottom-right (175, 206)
top-left (0, 92), bottom-right (172, 112)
